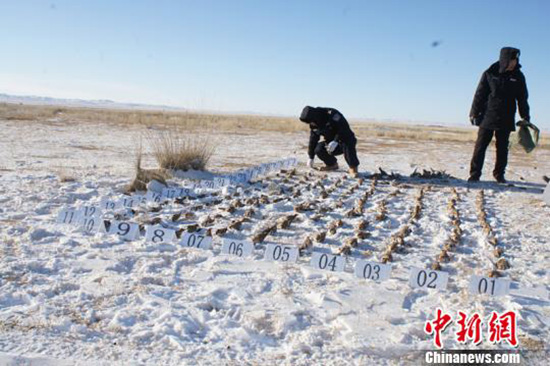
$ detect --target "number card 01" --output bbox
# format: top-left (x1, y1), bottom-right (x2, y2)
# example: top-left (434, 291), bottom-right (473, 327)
top-left (409, 267), bottom-right (449, 291)
top-left (468, 275), bottom-right (511, 297)
top-left (354, 260), bottom-right (391, 282)
top-left (221, 239), bottom-right (254, 258)
top-left (310, 252), bottom-right (346, 272)
top-left (264, 244), bottom-right (299, 263)
top-left (145, 225), bottom-right (176, 244)
top-left (180, 232), bottom-right (213, 250)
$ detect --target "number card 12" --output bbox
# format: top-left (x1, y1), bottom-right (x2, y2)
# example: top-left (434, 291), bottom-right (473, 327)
top-left (409, 267), bottom-right (449, 291)
top-left (469, 275), bottom-right (511, 297)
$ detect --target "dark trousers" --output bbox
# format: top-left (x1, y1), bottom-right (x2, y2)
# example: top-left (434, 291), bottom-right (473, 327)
top-left (469, 128), bottom-right (511, 179)
top-left (315, 140), bottom-right (360, 168)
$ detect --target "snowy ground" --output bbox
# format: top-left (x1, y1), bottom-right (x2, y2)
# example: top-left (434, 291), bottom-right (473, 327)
top-left (1, 118), bottom-right (550, 365)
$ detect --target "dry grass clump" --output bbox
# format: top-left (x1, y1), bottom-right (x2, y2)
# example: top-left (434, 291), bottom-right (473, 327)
top-left (147, 129), bottom-right (215, 171)
top-left (126, 152), bottom-right (169, 192)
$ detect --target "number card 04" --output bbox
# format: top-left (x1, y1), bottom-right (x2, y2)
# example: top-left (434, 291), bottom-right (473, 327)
top-left (145, 225), bottom-right (176, 244)
top-left (180, 232), bottom-right (213, 250)
top-left (409, 267), bottom-right (449, 291)
top-left (354, 260), bottom-right (391, 282)
top-left (310, 252), bottom-right (346, 272)
top-left (221, 239), bottom-right (254, 258)
top-left (468, 275), bottom-right (511, 297)
top-left (264, 244), bottom-right (299, 263)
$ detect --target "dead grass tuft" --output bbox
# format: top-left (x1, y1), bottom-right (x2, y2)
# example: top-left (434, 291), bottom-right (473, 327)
top-left (126, 149), bottom-right (170, 193)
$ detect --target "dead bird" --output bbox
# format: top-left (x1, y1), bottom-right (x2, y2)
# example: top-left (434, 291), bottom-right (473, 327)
top-left (438, 250), bottom-right (451, 262)
top-left (313, 231), bottom-right (327, 243)
top-left (496, 258), bottom-right (511, 270)
top-left (277, 214), bottom-right (297, 229)
top-left (355, 219), bottom-right (369, 231)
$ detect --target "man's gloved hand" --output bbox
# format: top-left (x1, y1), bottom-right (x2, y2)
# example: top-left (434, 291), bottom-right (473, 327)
top-left (327, 141), bottom-right (339, 154)
top-left (307, 158), bottom-right (314, 169)
top-left (469, 116), bottom-right (476, 125)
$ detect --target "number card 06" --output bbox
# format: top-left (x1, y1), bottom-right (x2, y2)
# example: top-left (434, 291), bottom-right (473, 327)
top-left (264, 244), bottom-right (299, 263)
top-left (468, 275), bottom-right (511, 297)
top-left (354, 260), bottom-right (391, 282)
top-left (310, 252), bottom-right (345, 272)
top-left (409, 267), bottom-right (449, 291)
top-left (221, 239), bottom-right (254, 258)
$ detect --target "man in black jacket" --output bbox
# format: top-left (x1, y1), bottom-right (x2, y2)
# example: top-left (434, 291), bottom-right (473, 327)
top-left (468, 47), bottom-right (530, 183)
top-left (299, 106), bottom-right (360, 177)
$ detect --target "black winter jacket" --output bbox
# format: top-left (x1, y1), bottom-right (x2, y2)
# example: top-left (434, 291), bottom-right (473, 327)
top-left (300, 107), bottom-right (356, 159)
top-left (470, 48), bottom-right (530, 131)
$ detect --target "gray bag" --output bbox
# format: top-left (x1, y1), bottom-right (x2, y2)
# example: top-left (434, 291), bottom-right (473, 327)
top-left (513, 120), bottom-right (540, 153)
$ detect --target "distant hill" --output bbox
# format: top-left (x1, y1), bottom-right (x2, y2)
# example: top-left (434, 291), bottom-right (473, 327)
top-left (0, 93), bottom-right (186, 112)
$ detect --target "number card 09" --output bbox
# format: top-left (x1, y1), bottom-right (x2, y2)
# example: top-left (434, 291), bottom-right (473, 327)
top-left (310, 252), bottom-right (345, 272)
top-left (409, 267), bottom-right (449, 291)
top-left (468, 275), bottom-right (511, 297)
top-left (354, 260), bottom-right (391, 282)
top-left (264, 244), bottom-right (299, 263)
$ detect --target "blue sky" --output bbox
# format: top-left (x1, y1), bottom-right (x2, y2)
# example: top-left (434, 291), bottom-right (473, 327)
top-left (0, 0), bottom-right (549, 127)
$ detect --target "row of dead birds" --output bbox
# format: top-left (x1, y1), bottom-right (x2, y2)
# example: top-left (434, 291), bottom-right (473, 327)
top-left (476, 190), bottom-right (510, 277)
top-left (372, 167), bottom-right (455, 181)
top-left (380, 186), bottom-right (429, 263)
top-left (431, 188), bottom-right (463, 271)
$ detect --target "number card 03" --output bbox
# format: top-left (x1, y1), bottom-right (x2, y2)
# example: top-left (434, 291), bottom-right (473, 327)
top-left (221, 239), bottom-right (254, 258)
top-left (180, 232), bottom-right (213, 250)
top-left (264, 244), bottom-right (299, 263)
top-left (354, 260), bottom-right (391, 282)
top-left (409, 267), bottom-right (449, 291)
top-left (468, 275), bottom-right (511, 297)
top-left (310, 252), bottom-right (346, 272)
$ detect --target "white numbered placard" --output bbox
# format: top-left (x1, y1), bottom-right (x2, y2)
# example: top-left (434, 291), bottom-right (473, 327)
top-left (543, 183), bottom-right (550, 206)
top-left (121, 196), bottom-right (141, 208)
top-left (108, 221), bottom-right (140, 241)
top-left (180, 232), bottom-right (213, 250)
top-left (354, 260), bottom-right (392, 282)
top-left (310, 252), bottom-right (346, 272)
top-left (264, 244), bottom-right (299, 263)
top-left (80, 216), bottom-right (101, 234)
top-left (468, 275), bottom-right (511, 296)
top-left (221, 239), bottom-right (254, 258)
top-left (200, 180), bottom-right (216, 190)
top-left (100, 197), bottom-right (120, 211)
top-left (409, 267), bottom-right (449, 290)
top-left (147, 190), bottom-right (164, 203)
top-left (56, 209), bottom-right (81, 225)
top-left (214, 177), bottom-right (230, 188)
top-left (79, 205), bottom-right (100, 218)
top-left (145, 225), bottom-right (176, 244)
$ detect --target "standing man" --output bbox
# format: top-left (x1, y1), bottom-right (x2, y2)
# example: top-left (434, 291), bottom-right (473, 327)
top-left (299, 106), bottom-right (360, 177)
top-left (468, 47), bottom-right (530, 183)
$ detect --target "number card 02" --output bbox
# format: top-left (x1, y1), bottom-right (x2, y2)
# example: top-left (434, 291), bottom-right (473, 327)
top-left (310, 252), bottom-right (346, 272)
top-left (180, 232), bottom-right (213, 250)
top-left (264, 244), bottom-right (299, 263)
top-left (354, 260), bottom-right (391, 282)
top-left (468, 275), bottom-right (511, 297)
top-left (221, 239), bottom-right (254, 258)
top-left (409, 267), bottom-right (449, 291)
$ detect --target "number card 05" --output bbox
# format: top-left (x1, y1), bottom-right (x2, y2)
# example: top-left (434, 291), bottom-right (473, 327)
top-left (468, 275), bottom-right (511, 297)
top-left (108, 221), bottom-right (140, 241)
top-left (221, 239), bottom-right (254, 258)
top-left (180, 232), bottom-right (213, 250)
top-left (310, 252), bottom-right (346, 272)
top-left (409, 267), bottom-right (449, 291)
top-left (145, 225), bottom-right (176, 244)
top-left (354, 260), bottom-right (391, 282)
top-left (264, 244), bottom-right (299, 263)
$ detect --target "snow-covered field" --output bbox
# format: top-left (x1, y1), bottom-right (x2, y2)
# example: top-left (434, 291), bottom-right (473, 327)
top-left (1, 118), bottom-right (549, 365)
